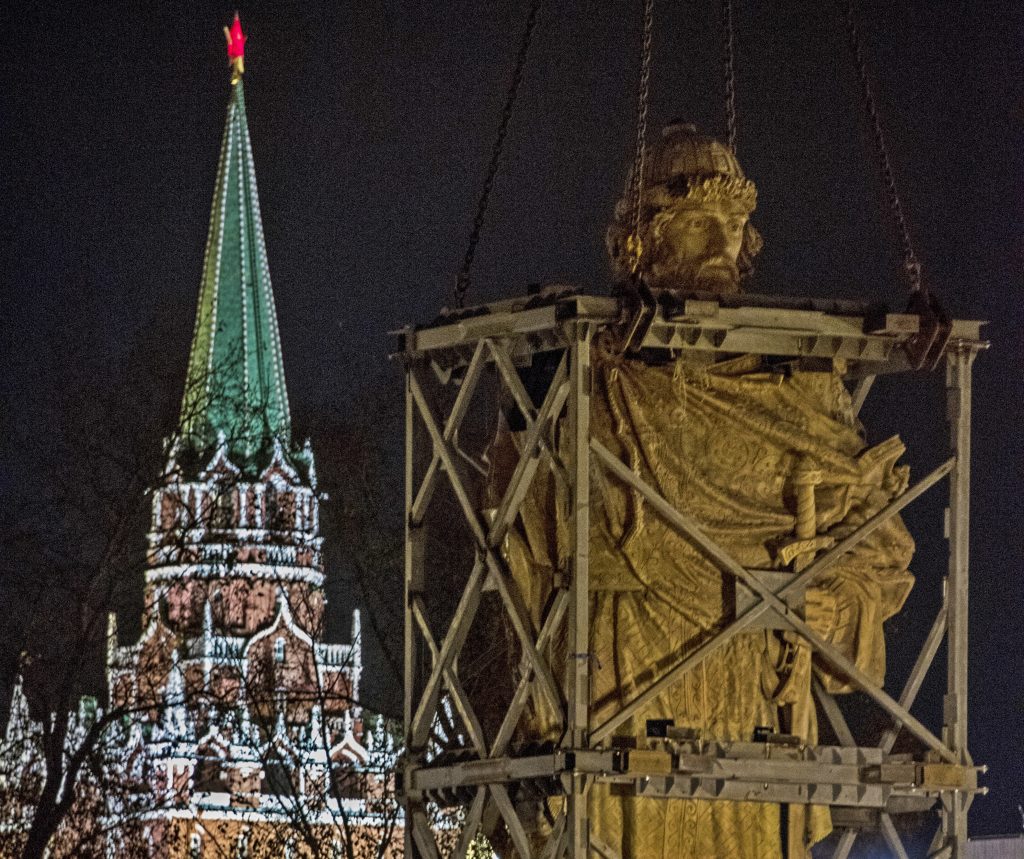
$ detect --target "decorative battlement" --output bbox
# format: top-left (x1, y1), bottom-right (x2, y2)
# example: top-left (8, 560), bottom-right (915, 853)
top-left (315, 642), bottom-right (357, 669)
top-left (151, 482), bottom-right (319, 536)
top-left (146, 538), bottom-right (323, 567)
top-left (145, 563), bottom-right (324, 587)
top-left (181, 633), bottom-right (246, 661)
top-left (153, 439), bottom-right (320, 535)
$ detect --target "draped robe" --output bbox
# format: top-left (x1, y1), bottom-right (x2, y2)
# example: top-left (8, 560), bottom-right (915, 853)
top-left (486, 338), bottom-right (915, 858)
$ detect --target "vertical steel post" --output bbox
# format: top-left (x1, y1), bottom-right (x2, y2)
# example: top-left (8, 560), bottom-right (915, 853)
top-left (566, 324), bottom-right (592, 856)
top-left (403, 363), bottom-right (424, 857)
top-left (944, 343), bottom-right (975, 856)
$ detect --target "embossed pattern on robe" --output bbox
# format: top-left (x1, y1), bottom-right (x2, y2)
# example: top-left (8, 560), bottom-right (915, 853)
top-left (488, 340), bottom-right (915, 859)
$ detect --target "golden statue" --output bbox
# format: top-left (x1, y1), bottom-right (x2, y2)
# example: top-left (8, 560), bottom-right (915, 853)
top-left (487, 123), bottom-right (915, 858)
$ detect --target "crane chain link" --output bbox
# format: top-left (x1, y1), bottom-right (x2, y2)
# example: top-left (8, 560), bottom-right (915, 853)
top-left (624, 0), bottom-right (656, 274)
top-left (454, 0), bottom-right (543, 309)
top-left (843, 0), bottom-right (923, 294)
top-left (723, 0), bottom-right (738, 153)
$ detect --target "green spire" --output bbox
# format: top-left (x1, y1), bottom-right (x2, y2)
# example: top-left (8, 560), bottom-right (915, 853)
top-left (179, 80), bottom-right (291, 460)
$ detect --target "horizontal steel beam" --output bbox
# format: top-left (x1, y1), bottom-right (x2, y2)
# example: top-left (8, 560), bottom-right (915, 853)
top-left (634, 775), bottom-right (889, 807)
top-left (398, 294), bottom-right (985, 378)
top-left (406, 742), bottom-right (980, 810)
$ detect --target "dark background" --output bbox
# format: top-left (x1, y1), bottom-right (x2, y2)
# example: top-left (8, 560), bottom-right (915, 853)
top-left (1, 0), bottom-right (1021, 839)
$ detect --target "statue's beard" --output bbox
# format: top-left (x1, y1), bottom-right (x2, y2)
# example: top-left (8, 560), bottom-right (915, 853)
top-left (646, 254), bottom-right (741, 294)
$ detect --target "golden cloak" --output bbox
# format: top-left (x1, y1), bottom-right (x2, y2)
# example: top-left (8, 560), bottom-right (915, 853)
top-left (487, 339), bottom-right (914, 858)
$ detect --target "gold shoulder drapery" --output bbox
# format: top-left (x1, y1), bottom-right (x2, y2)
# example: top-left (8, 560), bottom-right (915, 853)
top-left (487, 336), bottom-right (914, 858)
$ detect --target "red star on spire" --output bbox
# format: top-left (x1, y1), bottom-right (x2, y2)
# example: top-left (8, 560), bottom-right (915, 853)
top-left (224, 13), bottom-right (246, 82)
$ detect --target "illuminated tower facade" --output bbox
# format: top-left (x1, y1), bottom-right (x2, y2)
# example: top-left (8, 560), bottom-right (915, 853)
top-left (98, 20), bottom-right (401, 857)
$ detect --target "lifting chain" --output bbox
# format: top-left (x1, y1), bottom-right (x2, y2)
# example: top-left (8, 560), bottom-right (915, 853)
top-left (624, 0), bottom-right (656, 275)
top-left (722, 0), bottom-right (738, 153)
top-left (843, 0), bottom-right (923, 295)
top-left (453, 0), bottom-right (543, 309)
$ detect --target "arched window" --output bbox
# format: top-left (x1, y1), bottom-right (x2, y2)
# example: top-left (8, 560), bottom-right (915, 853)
top-left (264, 483), bottom-right (295, 531)
top-left (211, 487), bottom-right (235, 529)
top-left (193, 757), bottom-right (228, 793)
top-left (189, 832), bottom-right (202, 859)
top-left (332, 763), bottom-right (367, 799)
top-left (210, 588), bottom-right (223, 621)
top-left (260, 753), bottom-right (292, 796)
top-left (274, 636), bottom-right (286, 664)
top-left (264, 483), bottom-right (277, 530)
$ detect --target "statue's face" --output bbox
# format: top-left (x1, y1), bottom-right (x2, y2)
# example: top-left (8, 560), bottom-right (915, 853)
top-left (646, 198), bottom-right (750, 293)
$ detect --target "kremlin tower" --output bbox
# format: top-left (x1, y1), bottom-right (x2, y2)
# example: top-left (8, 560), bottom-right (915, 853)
top-left (3, 18), bottom-right (400, 858)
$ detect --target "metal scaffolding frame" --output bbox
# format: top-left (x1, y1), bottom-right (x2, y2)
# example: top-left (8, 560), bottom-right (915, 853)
top-left (397, 291), bottom-right (987, 859)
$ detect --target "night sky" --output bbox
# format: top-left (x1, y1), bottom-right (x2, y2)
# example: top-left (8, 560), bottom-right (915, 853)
top-left (2, 0), bottom-right (1021, 839)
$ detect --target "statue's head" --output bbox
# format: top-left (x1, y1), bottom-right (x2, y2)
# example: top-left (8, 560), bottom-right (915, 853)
top-left (607, 122), bottom-right (763, 293)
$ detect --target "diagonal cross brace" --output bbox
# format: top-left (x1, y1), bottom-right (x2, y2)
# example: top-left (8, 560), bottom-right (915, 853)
top-left (594, 437), bottom-right (955, 761)
top-left (490, 589), bottom-right (571, 758)
top-left (539, 810), bottom-right (568, 859)
top-left (879, 812), bottom-right (912, 859)
top-left (409, 342), bottom-right (572, 761)
top-left (814, 677), bottom-right (856, 748)
top-left (491, 782), bottom-right (536, 859)
top-left (409, 365), bottom-right (567, 727)
top-left (409, 368), bottom-right (555, 719)
top-left (590, 437), bottom-right (951, 741)
top-left (590, 438), bottom-right (957, 763)
top-left (488, 354), bottom-right (569, 546)
top-left (411, 591), bottom-right (487, 754)
top-left (816, 604), bottom-right (948, 858)
top-left (411, 340), bottom-right (489, 527)
top-left (411, 558), bottom-right (486, 748)
top-left (831, 827), bottom-right (858, 859)
top-left (452, 787), bottom-right (487, 859)
top-left (410, 807), bottom-right (442, 859)
top-left (489, 340), bottom-right (570, 489)
top-left (880, 604), bottom-right (947, 754)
